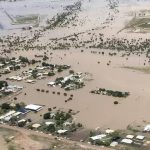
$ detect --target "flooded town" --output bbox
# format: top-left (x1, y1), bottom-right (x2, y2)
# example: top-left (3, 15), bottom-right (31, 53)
top-left (1, 0), bottom-right (150, 150)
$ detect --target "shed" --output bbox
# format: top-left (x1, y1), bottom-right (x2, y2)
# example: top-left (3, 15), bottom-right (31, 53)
top-left (136, 135), bottom-right (145, 140)
top-left (25, 104), bottom-right (43, 111)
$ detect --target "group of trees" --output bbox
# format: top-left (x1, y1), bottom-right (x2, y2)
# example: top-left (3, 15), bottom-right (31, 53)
top-left (1, 102), bottom-right (25, 111)
top-left (91, 88), bottom-right (130, 98)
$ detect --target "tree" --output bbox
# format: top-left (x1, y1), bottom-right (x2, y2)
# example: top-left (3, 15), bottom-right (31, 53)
top-left (48, 72), bottom-right (55, 76)
top-left (58, 68), bottom-right (63, 72)
top-left (77, 123), bottom-right (83, 128)
top-left (19, 56), bottom-right (29, 63)
top-left (1, 103), bottom-right (10, 110)
top-left (32, 69), bottom-right (38, 79)
top-left (31, 59), bottom-right (36, 64)
top-left (43, 112), bottom-right (50, 119)
top-left (47, 124), bottom-right (56, 133)
top-left (69, 70), bottom-right (74, 74)
top-left (43, 55), bottom-right (49, 61)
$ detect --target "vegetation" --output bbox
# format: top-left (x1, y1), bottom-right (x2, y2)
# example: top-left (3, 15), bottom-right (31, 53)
top-left (91, 88), bottom-right (130, 98)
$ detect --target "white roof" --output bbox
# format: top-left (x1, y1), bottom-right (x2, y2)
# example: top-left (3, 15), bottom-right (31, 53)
top-left (26, 80), bottom-right (35, 83)
top-left (4, 116), bottom-right (12, 121)
top-left (126, 135), bottom-right (134, 139)
top-left (144, 125), bottom-right (150, 131)
top-left (12, 112), bottom-right (22, 117)
top-left (90, 134), bottom-right (106, 141)
top-left (110, 141), bottom-right (118, 147)
top-left (106, 129), bottom-right (114, 134)
top-left (136, 135), bottom-right (145, 140)
top-left (36, 67), bottom-right (45, 70)
top-left (45, 122), bottom-right (55, 126)
top-left (48, 82), bottom-right (55, 85)
top-left (57, 129), bottom-right (68, 134)
top-left (25, 104), bottom-right (43, 111)
top-left (18, 119), bottom-right (26, 123)
top-left (32, 124), bottom-right (41, 129)
top-left (121, 139), bottom-right (133, 144)
top-left (0, 111), bottom-right (16, 120)
top-left (64, 122), bottom-right (72, 126)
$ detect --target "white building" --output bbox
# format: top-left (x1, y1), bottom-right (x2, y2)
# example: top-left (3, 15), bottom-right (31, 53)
top-left (90, 134), bottom-right (106, 141)
top-left (25, 104), bottom-right (43, 111)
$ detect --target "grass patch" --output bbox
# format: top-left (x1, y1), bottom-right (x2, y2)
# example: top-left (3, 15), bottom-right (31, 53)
top-left (123, 66), bottom-right (150, 74)
top-left (126, 17), bottom-right (150, 29)
top-left (12, 14), bottom-right (39, 25)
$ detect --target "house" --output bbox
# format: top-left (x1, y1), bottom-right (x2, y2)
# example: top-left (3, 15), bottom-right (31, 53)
top-left (45, 122), bottom-right (55, 126)
top-left (37, 76), bottom-right (46, 80)
top-left (32, 123), bottom-right (41, 129)
top-left (9, 76), bottom-right (22, 81)
top-left (110, 141), bottom-right (118, 147)
top-left (64, 122), bottom-right (72, 126)
top-left (57, 129), bottom-right (68, 134)
top-left (12, 112), bottom-right (22, 117)
top-left (47, 82), bottom-right (55, 86)
top-left (121, 139), bottom-right (133, 144)
top-left (144, 125), bottom-right (150, 132)
top-left (126, 135), bottom-right (134, 139)
top-left (0, 110), bottom-right (16, 121)
top-left (90, 134), bottom-right (106, 141)
top-left (136, 135), bottom-right (145, 140)
top-left (3, 85), bottom-right (23, 93)
top-left (105, 129), bottom-right (114, 134)
top-left (25, 104), bottom-right (43, 111)
top-left (18, 119), bottom-right (26, 124)
top-left (26, 80), bottom-right (35, 84)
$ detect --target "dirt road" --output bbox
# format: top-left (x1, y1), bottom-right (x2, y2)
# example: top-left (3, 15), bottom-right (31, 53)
top-left (0, 124), bottom-right (114, 150)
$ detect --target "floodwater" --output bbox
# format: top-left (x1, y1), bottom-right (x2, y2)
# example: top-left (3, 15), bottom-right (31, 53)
top-left (2, 48), bottom-right (150, 130)
top-left (1, 0), bottom-right (150, 130)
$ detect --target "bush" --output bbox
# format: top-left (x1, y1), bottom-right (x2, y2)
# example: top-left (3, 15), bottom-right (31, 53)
top-left (48, 72), bottom-right (55, 76)
top-left (77, 123), bottom-right (83, 127)
top-left (41, 89), bottom-right (45, 92)
top-left (69, 70), bottom-right (74, 74)
top-left (64, 93), bottom-right (67, 96)
top-left (114, 101), bottom-right (118, 105)
top-left (48, 108), bottom-right (52, 111)
top-left (43, 112), bottom-right (51, 119)
top-left (58, 68), bottom-right (63, 72)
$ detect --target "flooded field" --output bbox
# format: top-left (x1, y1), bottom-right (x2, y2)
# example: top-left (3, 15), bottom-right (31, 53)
top-left (0, 0), bottom-right (78, 30)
